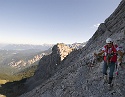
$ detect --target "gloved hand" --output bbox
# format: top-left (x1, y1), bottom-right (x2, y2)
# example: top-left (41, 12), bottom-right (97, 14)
top-left (94, 53), bottom-right (98, 57)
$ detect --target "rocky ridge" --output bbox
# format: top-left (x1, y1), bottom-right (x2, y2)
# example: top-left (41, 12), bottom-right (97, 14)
top-left (19, 0), bottom-right (125, 97)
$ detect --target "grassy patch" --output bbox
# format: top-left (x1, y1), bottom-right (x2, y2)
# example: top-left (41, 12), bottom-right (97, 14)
top-left (0, 64), bottom-right (38, 84)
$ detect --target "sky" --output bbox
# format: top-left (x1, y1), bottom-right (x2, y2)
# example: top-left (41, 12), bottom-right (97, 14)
top-left (0, 0), bottom-right (121, 45)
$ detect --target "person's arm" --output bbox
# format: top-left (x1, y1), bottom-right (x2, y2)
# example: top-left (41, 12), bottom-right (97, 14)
top-left (94, 50), bottom-right (104, 56)
top-left (117, 50), bottom-right (123, 62)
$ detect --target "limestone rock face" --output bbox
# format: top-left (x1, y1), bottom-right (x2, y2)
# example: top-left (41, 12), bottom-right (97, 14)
top-left (54, 43), bottom-right (73, 61)
top-left (19, 0), bottom-right (125, 97)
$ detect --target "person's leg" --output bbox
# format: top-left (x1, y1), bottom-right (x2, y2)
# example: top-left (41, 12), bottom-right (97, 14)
top-left (103, 61), bottom-right (108, 75)
top-left (108, 62), bottom-right (116, 84)
top-left (103, 61), bottom-right (108, 82)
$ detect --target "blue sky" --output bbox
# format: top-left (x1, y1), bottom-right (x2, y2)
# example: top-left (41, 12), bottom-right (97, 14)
top-left (0, 0), bottom-right (121, 45)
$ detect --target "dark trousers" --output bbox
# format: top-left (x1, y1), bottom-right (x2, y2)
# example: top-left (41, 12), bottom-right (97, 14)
top-left (103, 61), bottom-right (116, 84)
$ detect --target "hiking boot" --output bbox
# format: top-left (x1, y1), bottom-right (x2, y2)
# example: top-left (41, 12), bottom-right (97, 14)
top-left (103, 75), bottom-right (108, 83)
top-left (108, 83), bottom-right (113, 91)
top-left (108, 77), bottom-right (113, 84)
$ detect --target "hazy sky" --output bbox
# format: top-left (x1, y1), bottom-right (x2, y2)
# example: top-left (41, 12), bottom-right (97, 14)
top-left (0, 0), bottom-right (121, 45)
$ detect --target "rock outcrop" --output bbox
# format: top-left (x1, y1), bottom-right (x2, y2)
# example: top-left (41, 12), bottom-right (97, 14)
top-left (25, 43), bottom-right (74, 91)
top-left (19, 0), bottom-right (125, 97)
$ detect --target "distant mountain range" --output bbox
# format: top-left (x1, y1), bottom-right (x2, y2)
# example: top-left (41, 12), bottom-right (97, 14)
top-left (0, 43), bottom-right (54, 51)
top-left (68, 42), bottom-right (87, 49)
top-left (0, 43), bottom-right (86, 50)
top-left (0, 43), bottom-right (86, 74)
top-left (0, 49), bottom-right (52, 74)
top-left (0, 43), bottom-right (54, 73)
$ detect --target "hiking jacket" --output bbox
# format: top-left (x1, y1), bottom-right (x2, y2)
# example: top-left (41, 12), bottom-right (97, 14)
top-left (102, 44), bottom-right (119, 62)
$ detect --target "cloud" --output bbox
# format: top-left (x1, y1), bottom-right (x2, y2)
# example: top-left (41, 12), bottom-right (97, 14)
top-left (93, 23), bottom-right (100, 28)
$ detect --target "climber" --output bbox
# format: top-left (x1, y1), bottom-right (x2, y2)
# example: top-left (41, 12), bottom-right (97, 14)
top-left (94, 38), bottom-right (123, 88)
